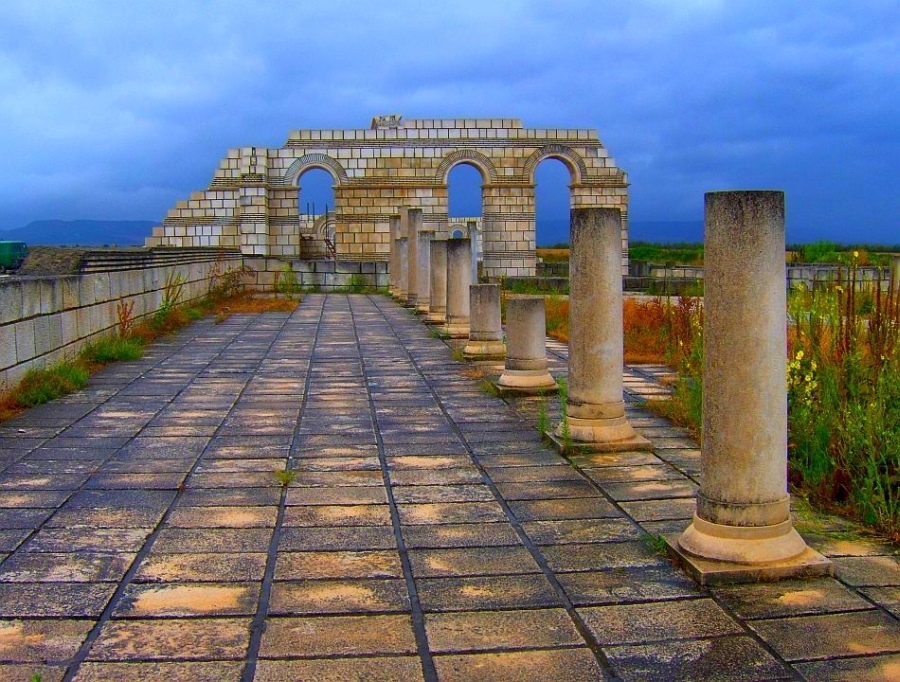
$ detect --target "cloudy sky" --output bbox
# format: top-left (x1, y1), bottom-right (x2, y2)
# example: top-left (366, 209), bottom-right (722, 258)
top-left (1, 1), bottom-right (897, 244)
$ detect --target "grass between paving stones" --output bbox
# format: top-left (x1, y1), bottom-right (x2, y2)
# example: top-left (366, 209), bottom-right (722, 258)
top-left (644, 259), bottom-right (900, 541)
top-left (0, 264), bottom-right (298, 424)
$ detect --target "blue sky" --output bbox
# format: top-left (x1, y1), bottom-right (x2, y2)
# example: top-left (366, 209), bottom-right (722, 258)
top-left (1, 1), bottom-right (897, 244)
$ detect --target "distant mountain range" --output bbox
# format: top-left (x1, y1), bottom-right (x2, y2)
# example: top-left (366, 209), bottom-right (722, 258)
top-left (1, 218), bottom-right (705, 248)
top-left (0, 220), bottom-right (156, 246)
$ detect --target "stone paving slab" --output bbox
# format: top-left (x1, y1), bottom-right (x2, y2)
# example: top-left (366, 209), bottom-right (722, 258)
top-left (0, 293), bottom-right (896, 681)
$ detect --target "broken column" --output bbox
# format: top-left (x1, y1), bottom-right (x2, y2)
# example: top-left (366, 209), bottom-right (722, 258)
top-left (415, 219), bottom-right (433, 313)
top-left (892, 255), bottom-right (900, 294)
top-left (425, 239), bottom-right (448, 324)
top-left (444, 237), bottom-right (471, 338)
top-left (554, 208), bottom-right (650, 451)
top-left (672, 190), bottom-right (830, 583)
top-left (404, 208), bottom-right (419, 308)
top-left (464, 284), bottom-right (505, 360)
top-left (497, 295), bottom-right (556, 393)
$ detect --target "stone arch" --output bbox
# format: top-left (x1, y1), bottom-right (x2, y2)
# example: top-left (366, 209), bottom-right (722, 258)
top-left (523, 144), bottom-right (588, 185)
top-left (283, 153), bottom-right (349, 186)
top-left (436, 149), bottom-right (498, 184)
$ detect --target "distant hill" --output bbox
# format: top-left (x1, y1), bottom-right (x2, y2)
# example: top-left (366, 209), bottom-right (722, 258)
top-left (0, 220), bottom-right (155, 246)
top-left (536, 219), bottom-right (703, 246)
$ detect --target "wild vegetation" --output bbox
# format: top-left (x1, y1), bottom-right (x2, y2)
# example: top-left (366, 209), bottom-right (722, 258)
top-left (643, 259), bottom-right (900, 539)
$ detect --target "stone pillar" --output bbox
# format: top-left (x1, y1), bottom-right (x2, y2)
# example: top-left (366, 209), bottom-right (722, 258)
top-left (396, 236), bottom-right (408, 302)
top-left (404, 208), bottom-right (418, 308)
top-left (467, 220), bottom-right (479, 283)
top-left (672, 190), bottom-right (830, 584)
top-left (425, 239), bottom-right (448, 324)
top-left (464, 284), bottom-right (505, 360)
top-left (892, 255), bottom-right (900, 294)
top-left (444, 238), bottom-right (471, 338)
top-left (388, 215), bottom-right (400, 297)
top-left (554, 208), bottom-right (650, 452)
top-left (415, 224), bottom-right (433, 313)
top-left (497, 296), bottom-right (556, 393)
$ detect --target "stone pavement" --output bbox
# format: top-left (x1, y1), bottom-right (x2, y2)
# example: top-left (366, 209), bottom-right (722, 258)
top-left (0, 293), bottom-right (897, 682)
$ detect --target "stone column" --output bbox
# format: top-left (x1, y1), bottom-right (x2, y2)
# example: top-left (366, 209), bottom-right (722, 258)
top-left (555, 208), bottom-right (650, 451)
top-left (444, 238), bottom-right (471, 338)
top-left (672, 190), bottom-right (830, 583)
top-left (425, 239), bottom-right (448, 324)
top-left (415, 224), bottom-right (433, 313)
top-left (388, 215), bottom-right (400, 297)
top-left (497, 295), bottom-right (556, 393)
top-left (892, 255), bottom-right (900, 294)
top-left (396, 236), bottom-right (408, 302)
top-left (467, 220), bottom-right (479, 283)
top-left (404, 208), bottom-right (418, 308)
top-left (464, 284), bottom-right (505, 359)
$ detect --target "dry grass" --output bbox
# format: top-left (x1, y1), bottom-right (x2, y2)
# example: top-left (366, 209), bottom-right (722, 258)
top-left (543, 296), bottom-right (671, 364)
top-left (536, 248), bottom-right (569, 263)
top-left (210, 293), bottom-right (299, 318)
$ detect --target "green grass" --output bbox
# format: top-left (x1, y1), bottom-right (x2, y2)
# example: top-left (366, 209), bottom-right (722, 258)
top-left (629, 241), bottom-right (705, 265)
top-left (15, 363), bottom-right (90, 407)
top-left (80, 336), bottom-right (145, 365)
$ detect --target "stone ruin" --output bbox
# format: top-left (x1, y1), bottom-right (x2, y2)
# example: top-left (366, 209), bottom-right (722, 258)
top-left (145, 116), bottom-right (629, 278)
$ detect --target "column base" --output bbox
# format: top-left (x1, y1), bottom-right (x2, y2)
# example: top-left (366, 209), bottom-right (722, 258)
top-left (463, 340), bottom-right (505, 361)
top-left (495, 368), bottom-right (557, 396)
top-left (442, 323), bottom-right (470, 339)
top-left (551, 415), bottom-right (652, 452)
top-left (416, 302), bottom-right (431, 314)
top-left (666, 514), bottom-right (832, 585)
top-left (423, 311), bottom-right (446, 324)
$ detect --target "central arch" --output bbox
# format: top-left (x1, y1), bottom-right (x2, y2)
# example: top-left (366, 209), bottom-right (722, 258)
top-left (436, 149), bottom-right (498, 185)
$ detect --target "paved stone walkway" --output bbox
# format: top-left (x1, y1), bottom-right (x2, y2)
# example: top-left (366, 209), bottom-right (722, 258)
top-left (0, 294), bottom-right (898, 681)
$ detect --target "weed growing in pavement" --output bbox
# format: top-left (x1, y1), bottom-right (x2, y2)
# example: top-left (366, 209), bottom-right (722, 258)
top-left (536, 388), bottom-right (549, 435)
top-left (274, 469), bottom-right (298, 487)
top-left (643, 532), bottom-right (670, 556)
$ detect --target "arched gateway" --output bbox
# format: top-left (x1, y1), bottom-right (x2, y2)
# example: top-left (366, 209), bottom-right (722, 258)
top-left (146, 116), bottom-right (629, 277)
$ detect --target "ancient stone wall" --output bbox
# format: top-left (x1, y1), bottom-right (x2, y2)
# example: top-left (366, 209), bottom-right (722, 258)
top-left (146, 117), bottom-right (629, 278)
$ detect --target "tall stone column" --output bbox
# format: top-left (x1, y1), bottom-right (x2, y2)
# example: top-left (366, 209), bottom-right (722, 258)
top-left (396, 236), bottom-right (408, 302)
top-left (892, 255), bottom-right (900, 294)
top-left (444, 238), bottom-right (471, 338)
top-left (467, 220), bottom-right (479, 283)
top-left (389, 215), bottom-right (401, 297)
top-left (416, 225), bottom-right (434, 313)
top-left (464, 284), bottom-right (505, 359)
top-left (425, 239), bottom-right (448, 324)
top-left (672, 191), bottom-right (830, 584)
top-left (405, 208), bottom-right (420, 308)
top-left (554, 208), bottom-right (650, 451)
top-left (497, 295), bottom-right (556, 393)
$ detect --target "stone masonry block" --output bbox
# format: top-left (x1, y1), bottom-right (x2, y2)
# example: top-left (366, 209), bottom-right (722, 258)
top-left (22, 281), bottom-right (42, 318)
top-left (0, 325), bottom-right (16, 370)
top-left (0, 281), bottom-right (23, 324)
top-left (14, 321), bottom-right (36, 365)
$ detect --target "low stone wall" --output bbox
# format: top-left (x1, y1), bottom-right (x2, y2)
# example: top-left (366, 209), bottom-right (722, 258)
top-left (244, 257), bottom-right (389, 291)
top-left (0, 248), bottom-right (241, 390)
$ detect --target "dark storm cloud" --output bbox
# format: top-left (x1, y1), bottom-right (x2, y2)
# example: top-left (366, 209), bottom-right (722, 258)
top-left (0, 0), bottom-right (896, 242)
